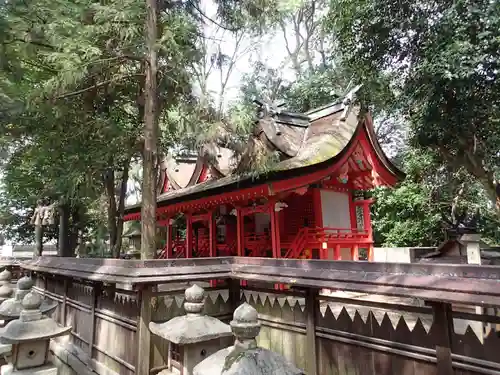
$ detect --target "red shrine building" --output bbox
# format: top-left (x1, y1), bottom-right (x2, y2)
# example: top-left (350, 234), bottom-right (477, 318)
top-left (124, 86), bottom-right (404, 261)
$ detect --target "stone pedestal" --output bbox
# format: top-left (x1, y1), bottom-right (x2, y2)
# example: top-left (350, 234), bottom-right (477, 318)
top-left (1, 363), bottom-right (58, 375)
top-left (149, 285), bottom-right (232, 375)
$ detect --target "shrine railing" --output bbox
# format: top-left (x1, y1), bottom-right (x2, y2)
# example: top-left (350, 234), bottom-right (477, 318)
top-left (19, 256), bottom-right (500, 375)
top-left (284, 227), bottom-right (371, 259)
top-left (157, 227), bottom-right (371, 260)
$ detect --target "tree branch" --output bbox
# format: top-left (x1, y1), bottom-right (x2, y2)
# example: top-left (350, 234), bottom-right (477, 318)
top-left (55, 73), bottom-right (145, 99)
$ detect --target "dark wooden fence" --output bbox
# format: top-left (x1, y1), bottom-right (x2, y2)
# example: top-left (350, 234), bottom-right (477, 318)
top-left (19, 256), bottom-right (500, 375)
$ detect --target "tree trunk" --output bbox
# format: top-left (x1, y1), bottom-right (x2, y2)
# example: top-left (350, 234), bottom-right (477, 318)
top-left (103, 169), bottom-right (118, 252)
top-left (141, 0), bottom-right (159, 260)
top-left (72, 207), bottom-right (84, 258)
top-left (58, 201), bottom-right (71, 256)
top-left (112, 160), bottom-right (130, 258)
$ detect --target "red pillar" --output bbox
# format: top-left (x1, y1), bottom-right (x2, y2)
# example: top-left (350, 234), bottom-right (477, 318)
top-left (270, 202), bottom-right (281, 258)
top-left (236, 208), bottom-right (243, 257)
top-left (351, 244), bottom-right (359, 261)
top-left (166, 219), bottom-right (173, 259)
top-left (186, 214), bottom-right (192, 258)
top-left (313, 188), bottom-right (323, 228)
top-left (362, 200), bottom-right (373, 261)
top-left (270, 201), bottom-right (283, 290)
top-left (209, 211), bottom-right (217, 287)
top-left (348, 190), bottom-right (357, 230)
top-left (209, 211), bottom-right (216, 258)
top-left (362, 201), bottom-right (373, 239)
top-left (334, 244), bottom-right (341, 260)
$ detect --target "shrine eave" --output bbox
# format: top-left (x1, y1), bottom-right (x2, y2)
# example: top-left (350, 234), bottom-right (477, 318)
top-left (124, 109), bottom-right (404, 216)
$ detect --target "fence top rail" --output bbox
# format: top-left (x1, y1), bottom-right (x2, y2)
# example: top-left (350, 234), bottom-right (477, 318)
top-left (20, 256), bottom-right (500, 306)
top-left (22, 256), bottom-right (233, 284)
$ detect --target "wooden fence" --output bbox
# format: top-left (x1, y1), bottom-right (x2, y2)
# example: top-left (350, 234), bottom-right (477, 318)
top-left (19, 256), bottom-right (500, 375)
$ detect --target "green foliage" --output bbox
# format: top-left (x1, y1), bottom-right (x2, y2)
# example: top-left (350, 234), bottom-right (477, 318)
top-left (328, 0), bottom-right (500, 213)
top-left (0, 0), bottom-right (202, 243)
top-left (373, 149), bottom-right (500, 247)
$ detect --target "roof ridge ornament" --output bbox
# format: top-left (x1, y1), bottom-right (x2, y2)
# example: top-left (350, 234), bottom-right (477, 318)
top-left (253, 99), bottom-right (286, 119)
top-left (340, 84), bottom-right (363, 121)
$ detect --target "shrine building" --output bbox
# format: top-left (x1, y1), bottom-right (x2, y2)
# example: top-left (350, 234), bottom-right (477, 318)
top-left (123, 86), bottom-right (404, 261)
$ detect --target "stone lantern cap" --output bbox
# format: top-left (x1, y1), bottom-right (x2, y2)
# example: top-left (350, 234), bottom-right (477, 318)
top-left (0, 291), bottom-right (71, 344)
top-left (0, 276), bottom-right (57, 320)
top-left (193, 303), bottom-right (305, 375)
top-left (149, 284), bottom-right (232, 345)
top-left (0, 269), bottom-right (12, 285)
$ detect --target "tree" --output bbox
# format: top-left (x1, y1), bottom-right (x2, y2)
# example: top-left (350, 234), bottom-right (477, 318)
top-left (328, 0), bottom-right (500, 217)
top-left (0, 0), bottom-right (201, 257)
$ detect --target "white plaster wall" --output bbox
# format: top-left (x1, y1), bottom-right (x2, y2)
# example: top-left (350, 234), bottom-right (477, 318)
top-left (254, 213), bottom-right (270, 234)
top-left (320, 190), bottom-right (351, 229)
top-left (373, 247), bottom-right (414, 263)
top-left (320, 190), bottom-right (352, 259)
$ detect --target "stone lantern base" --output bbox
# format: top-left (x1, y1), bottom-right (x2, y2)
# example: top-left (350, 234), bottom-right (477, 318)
top-left (1, 363), bottom-right (57, 375)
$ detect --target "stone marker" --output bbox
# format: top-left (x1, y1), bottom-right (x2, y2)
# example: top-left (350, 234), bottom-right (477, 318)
top-left (149, 284), bottom-right (232, 375)
top-left (193, 303), bottom-right (305, 375)
top-left (0, 291), bottom-right (71, 375)
top-left (0, 276), bottom-right (57, 323)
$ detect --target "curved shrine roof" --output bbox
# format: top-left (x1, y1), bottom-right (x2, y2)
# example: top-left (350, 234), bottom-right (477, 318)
top-left (126, 87), bottom-right (404, 214)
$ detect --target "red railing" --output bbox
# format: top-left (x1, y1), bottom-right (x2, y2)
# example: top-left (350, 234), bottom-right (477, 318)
top-left (157, 227), bottom-right (370, 260)
top-left (284, 227), bottom-right (371, 259)
top-left (244, 232), bottom-right (271, 257)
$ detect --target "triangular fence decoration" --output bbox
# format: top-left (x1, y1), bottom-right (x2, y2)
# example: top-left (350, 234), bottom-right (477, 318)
top-left (410, 318), bottom-right (432, 348)
top-left (262, 297), bottom-right (273, 316)
top-left (393, 315), bottom-right (412, 345)
top-left (317, 305), bottom-right (337, 330)
top-left (256, 293), bottom-right (266, 308)
top-left (480, 329), bottom-right (500, 363)
top-left (293, 300), bottom-right (306, 324)
top-left (352, 310), bottom-right (370, 337)
top-left (336, 307), bottom-right (354, 333)
top-left (270, 299), bottom-right (283, 320)
top-left (376, 313), bottom-right (394, 342)
top-left (452, 325), bottom-right (483, 360)
top-left (248, 294), bottom-right (258, 307)
top-left (242, 290), bottom-right (252, 302)
top-left (281, 299), bottom-right (295, 323)
top-left (267, 294), bottom-right (278, 307)
top-left (276, 296), bottom-right (288, 308)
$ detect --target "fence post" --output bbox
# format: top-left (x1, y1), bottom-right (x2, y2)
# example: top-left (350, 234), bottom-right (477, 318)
top-left (228, 278), bottom-right (241, 312)
top-left (62, 278), bottom-right (68, 326)
top-left (432, 302), bottom-right (454, 375)
top-left (137, 285), bottom-right (152, 375)
top-left (305, 287), bottom-right (319, 375)
top-left (88, 283), bottom-right (99, 359)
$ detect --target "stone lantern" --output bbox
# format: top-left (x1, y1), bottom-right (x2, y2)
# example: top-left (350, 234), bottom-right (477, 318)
top-left (0, 269), bottom-right (13, 304)
top-left (0, 291), bottom-right (71, 375)
top-left (149, 284), bottom-right (232, 375)
top-left (0, 276), bottom-right (57, 324)
top-left (193, 303), bottom-right (305, 375)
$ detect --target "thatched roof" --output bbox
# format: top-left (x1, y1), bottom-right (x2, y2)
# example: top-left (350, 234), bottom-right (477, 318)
top-left (126, 86), bottom-right (404, 214)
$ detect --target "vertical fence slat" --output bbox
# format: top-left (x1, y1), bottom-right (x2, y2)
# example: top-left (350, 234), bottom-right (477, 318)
top-left (306, 288), bottom-right (319, 375)
top-left (432, 302), bottom-right (454, 375)
top-left (137, 285), bottom-right (152, 375)
top-left (89, 284), bottom-right (98, 359)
